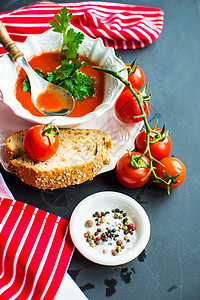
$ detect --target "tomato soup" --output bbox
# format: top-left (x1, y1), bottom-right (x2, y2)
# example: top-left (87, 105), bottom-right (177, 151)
top-left (36, 83), bottom-right (72, 114)
top-left (15, 52), bottom-right (104, 117)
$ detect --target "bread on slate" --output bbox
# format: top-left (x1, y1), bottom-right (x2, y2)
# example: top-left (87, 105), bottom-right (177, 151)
top-left (4, 128), bottom-right (112, 190)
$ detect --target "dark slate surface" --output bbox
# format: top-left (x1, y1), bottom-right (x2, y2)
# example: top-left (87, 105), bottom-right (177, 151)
top-left (0, 1), bottom-right (200, 299)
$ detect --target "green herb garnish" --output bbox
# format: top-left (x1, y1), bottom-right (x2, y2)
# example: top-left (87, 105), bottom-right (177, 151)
top-left (23, 68), bottom-right (46, 91)
top-left (23, 7), bottom-right (96, 100)
top-left (22, 75), bottom-right (30, 91)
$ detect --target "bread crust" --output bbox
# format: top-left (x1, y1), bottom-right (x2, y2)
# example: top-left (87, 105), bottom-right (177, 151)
top-left (5, 128), bottom-right (112, 190)
top-left (4, 130), bottom-right (26, 162)
top-left (9, 155), bottom-right (104, 189)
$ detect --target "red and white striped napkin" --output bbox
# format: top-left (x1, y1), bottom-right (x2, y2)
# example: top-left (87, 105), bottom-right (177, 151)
top-left (0, 173), bottom-right (80, 300)
top-left (0, 0), bottom-right (164, 57)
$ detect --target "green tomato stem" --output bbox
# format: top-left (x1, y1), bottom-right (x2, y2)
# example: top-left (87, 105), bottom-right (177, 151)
top-left (92, 66), bottom-right (171, 190)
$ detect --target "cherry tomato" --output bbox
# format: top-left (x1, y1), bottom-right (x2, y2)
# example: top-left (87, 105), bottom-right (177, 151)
top-left (114, 89), bottom-right (150, 124)
top-left (23, 123), bottom-right (59, 161)
top-left (135, 128), bottom-right (172, 161)
top-left (155, 157), bottom-right (186, 190)
top-left (115, 151), bottom-right (151, 188)
top-left (124, 63), bottom-right (145, 90)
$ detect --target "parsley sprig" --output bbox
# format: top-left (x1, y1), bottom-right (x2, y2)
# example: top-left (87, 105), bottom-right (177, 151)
top-left (23, 7), bottom-right (96, 100)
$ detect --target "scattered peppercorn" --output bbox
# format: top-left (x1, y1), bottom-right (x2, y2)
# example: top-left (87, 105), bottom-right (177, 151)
top-left (116, 246), bottom-right (121, 252)
top-left (89, 240), bottom-right (95, 247)
top-left (84, 208), bottom-right (136, 255)
top-left (122, 225), bottom-right (128, 230)
top-left (85, 220), bottom-right (93, 227)
top-left (116, 239), bottom-right (123, 246)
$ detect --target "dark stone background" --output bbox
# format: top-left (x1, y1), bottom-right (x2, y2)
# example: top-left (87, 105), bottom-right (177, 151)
top-left (0, 1), bottom-right (199, 299)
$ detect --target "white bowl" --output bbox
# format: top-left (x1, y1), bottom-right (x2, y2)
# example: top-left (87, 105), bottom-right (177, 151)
top-left (70, 191), bottom-right (150, 266)
top-left (0, 27), bottom-right (127, 128)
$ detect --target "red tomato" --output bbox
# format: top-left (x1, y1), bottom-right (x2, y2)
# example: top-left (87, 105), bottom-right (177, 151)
top-left (124, 63), bottom-right (145, 90)
top-left (135, 128), bottom-right (172, 161)
top-left (23, 123), bottom-right (59, 161)
top-left (115, 151), bottom-right (151, 188)
top-left (115, 89), bottom-right (150, 124)
top-left (155, 157), bottom-right (186, 190)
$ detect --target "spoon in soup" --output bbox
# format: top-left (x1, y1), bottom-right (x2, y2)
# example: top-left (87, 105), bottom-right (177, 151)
top-left (0, 21), bottom-right (74, 116)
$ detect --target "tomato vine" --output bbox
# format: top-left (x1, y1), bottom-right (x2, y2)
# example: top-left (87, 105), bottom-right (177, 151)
top-left (92, 64), bottom-right (184, 194)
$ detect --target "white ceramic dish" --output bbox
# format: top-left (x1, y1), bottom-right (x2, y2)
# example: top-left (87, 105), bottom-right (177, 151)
top-left (0, 26), bottom-right (127, 128)
top-left (70, 191), bottom-right (150, 266)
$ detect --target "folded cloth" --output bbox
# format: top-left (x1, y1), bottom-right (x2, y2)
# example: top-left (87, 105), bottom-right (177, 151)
top-left (0, 173), bottom-right (76, 300)
top-left (0, 174), bottom-right (13, 199)
top-left (0, 0), bottom-right (164, 56)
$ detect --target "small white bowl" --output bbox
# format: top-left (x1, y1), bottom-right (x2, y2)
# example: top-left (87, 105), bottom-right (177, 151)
top-left (70, 191), bottom-right (150, 266)
top-left (0, 27), bottom-right (127, 128)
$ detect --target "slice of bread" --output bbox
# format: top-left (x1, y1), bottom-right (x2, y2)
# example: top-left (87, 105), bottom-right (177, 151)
top-left (5, 128), bottom-right (112, 190)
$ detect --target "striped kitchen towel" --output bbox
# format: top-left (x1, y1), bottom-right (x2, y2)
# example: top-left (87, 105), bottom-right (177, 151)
top-left (0, 0), bottom-right (164, 56)
top-left (0, 194), bottom-right (74, 300)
